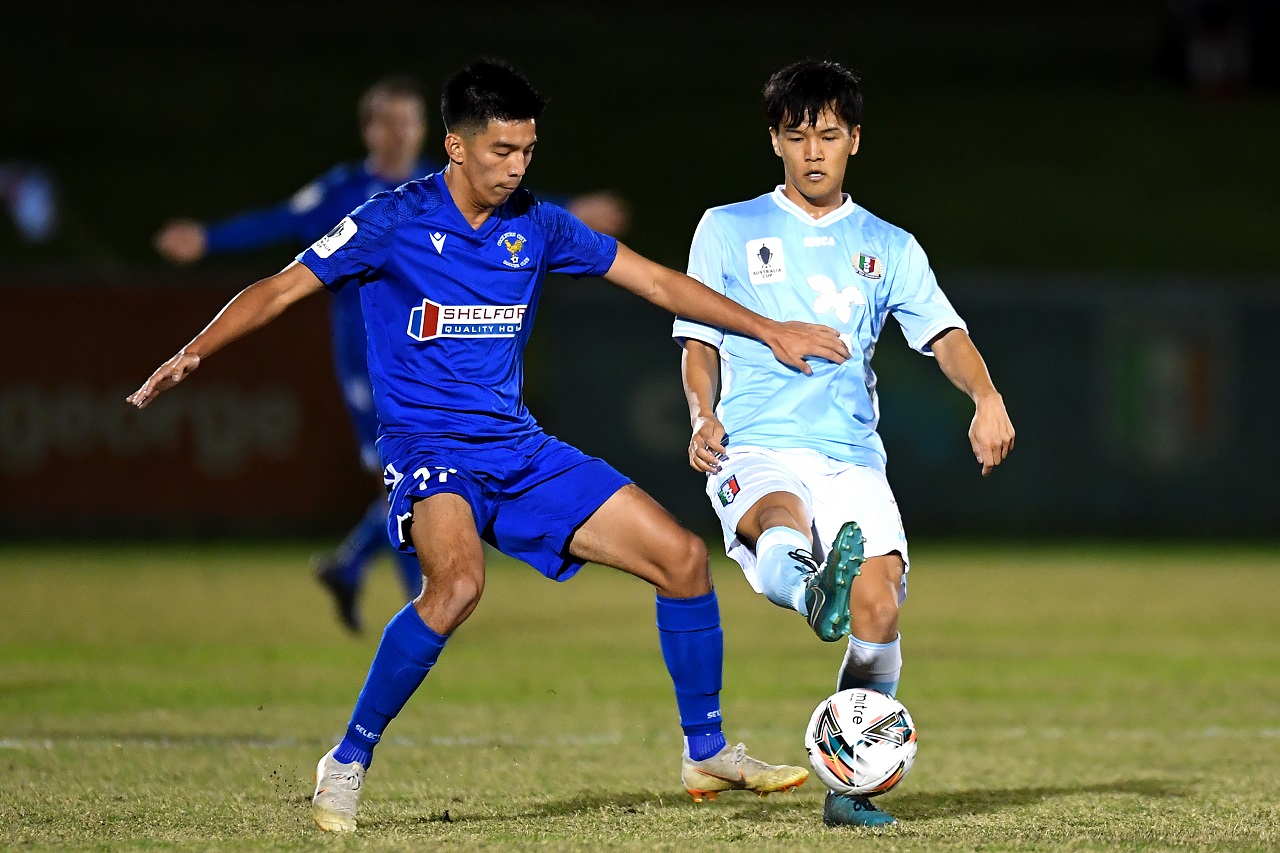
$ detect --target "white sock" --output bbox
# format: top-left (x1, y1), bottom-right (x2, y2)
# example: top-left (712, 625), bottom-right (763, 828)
top-left (754, 526), bottom-right (814, 615)
top-left (837, 633), bottom-right (902, 697)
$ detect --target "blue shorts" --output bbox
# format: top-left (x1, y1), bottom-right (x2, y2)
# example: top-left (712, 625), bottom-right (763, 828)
top-left (378, 430), bottom-right (631, 581)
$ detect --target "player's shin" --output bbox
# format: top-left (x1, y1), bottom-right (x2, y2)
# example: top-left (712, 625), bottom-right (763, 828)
top-left (655, 591), bottom-right (727, 761)
top-left (332, 603), bottom-right (449, 768)
top-left (754, 526), bottom-right (813, 614)
top-left (836, 633), bottom-right (902, 697)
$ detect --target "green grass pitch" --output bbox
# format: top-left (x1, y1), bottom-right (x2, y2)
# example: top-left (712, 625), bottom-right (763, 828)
top-left (2, 541), bottom-right (1277, 851)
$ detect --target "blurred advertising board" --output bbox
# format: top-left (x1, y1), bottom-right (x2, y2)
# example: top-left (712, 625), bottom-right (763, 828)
top-left (0, 279), bottom-right (369, 536)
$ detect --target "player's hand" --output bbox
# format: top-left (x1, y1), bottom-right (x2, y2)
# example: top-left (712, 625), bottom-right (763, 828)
top-left (969, 393), bottom-right (1015, 476)
top-left (566, 191), bottom-right (630, 237)
top-left (126, 351), bottom-right (201, 409)
top-left (689, 414), bottom-right (728, 474)
top-left (155, 220), bottom-right (208, 264)
top-left (766, 320), bottom-right (850, 375)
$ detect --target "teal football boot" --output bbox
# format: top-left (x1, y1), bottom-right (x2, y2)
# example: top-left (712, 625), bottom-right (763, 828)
top-left (803, 520), bottom-right (865, 642)
top-left (823, 790), bottom-right (897, 827)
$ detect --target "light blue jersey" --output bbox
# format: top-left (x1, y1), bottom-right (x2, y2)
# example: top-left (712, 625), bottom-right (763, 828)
top-left (672, 186), bottom-right (966, 471)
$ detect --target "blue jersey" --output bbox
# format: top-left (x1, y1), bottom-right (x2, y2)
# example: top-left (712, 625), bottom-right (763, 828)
top-left (203, 159), bottom-right (438, 387)
top-left (673, 187), bottom-right (966, 471)
top-left (296, 170), bottom-right (618, 444)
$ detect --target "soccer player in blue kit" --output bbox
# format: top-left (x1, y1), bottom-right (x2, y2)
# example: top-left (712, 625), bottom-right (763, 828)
top-left (675, 60), bottom-right (1016, 827)
top-left (129, 60), bottom-right (853, 833)
top-left (155, 76), bottom-right (628, 631)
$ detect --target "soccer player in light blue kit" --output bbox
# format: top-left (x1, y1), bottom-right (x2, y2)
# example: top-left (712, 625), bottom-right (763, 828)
top-left (130, 60), bottom-right (853, 833)
top-left (675, 60), bottom-right (1016, 827)
top-left (155, 77), bottom-right (628, 631)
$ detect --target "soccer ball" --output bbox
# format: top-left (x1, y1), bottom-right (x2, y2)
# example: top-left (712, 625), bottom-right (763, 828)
top-left (804, 688), bottom-right (917, 796)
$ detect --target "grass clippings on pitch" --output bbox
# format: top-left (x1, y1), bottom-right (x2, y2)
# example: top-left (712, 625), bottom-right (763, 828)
top-left (1, 540), bottom-right (1277, 851)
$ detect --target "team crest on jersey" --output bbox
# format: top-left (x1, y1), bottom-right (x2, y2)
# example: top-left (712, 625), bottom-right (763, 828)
top-left (498, 231), bottom-right (531, 269)
top-left (746, 237), bottom-right (786, 284)
top-left (311, 216), bottom-right (357, 259)
top-left (716, 475), bottom-right (741, 507)
top-left (407, 297), bottom-right (527, 341)
top-left (854, 252), bottom-right (883, 279)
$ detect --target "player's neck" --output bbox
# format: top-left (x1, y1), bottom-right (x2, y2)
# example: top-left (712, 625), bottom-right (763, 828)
top-left (366, 154), bottom-right (418, 184)
top-left (781, 181), bottom-right (845, 219)
top-left (441, 165), bottom-right (497, 229)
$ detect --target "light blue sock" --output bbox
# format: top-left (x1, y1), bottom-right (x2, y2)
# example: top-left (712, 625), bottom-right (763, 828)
top-left (836, 633), bottom-right (902, 697)
top-left (753, 526), bottom-right (813, 615)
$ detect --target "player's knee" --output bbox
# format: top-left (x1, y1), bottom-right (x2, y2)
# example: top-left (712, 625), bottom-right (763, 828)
top-left (657, 531), bottom-right (711, 595)
top-left (419, 555), bottom-right (484, 610)
top-left (851, 591), bottom-right (899, 640)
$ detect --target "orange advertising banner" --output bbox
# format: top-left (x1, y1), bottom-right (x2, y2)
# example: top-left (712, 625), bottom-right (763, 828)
top-left (0, 283), bottom-right (371, 535)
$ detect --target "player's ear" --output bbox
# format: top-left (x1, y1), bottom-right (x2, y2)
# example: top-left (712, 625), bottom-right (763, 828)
top-left (769, 128), bottom-right (782, 158)
top-left (444, 132), bottom-right (466, 165)
top-left (849, 125), bottom-right (861, 157)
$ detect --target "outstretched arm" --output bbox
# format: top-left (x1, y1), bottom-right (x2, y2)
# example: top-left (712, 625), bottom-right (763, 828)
top-left (930, 328), bottom-right (1015, 476)
top-left (681, 339), bottom-right (727, 474)
top-left (126, 261), bottom-right (325, 408)
top-left (605, 243), bottom-right (849, 375)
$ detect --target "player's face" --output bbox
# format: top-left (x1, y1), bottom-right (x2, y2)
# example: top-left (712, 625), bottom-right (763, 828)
top-left (362, 94), bottom-right (426, 166)
top-left (770, 108), bottom-right (860, 205)
top-left (449, 119), bottom-right (537, 208)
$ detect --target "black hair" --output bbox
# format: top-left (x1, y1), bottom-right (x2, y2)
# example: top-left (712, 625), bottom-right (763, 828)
top-left (763, 60), bottom-right (863, 131)
top-left (358, 75), bottom-right (424, 127)
top-left (440, 59), bottom-right (547, 134)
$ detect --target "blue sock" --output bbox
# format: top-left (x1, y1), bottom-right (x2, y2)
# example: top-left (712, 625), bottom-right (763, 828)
top-left (392, 549), bottom-right (423, 599)
top-left (836, 633), bottom-right (903, 697)
top-left (332, 604), bottom-right (448, 768)
top-left (331, 498), bottom-right (389, 587)
top-left (655, 591), bottom-right (726, 761)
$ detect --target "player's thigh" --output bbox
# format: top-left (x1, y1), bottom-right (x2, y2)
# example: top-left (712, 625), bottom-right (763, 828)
top-left (407, 492), bottom-right (486, 582)
top-left (406, 492), bottom-right (488, 633)
top-left (735, 490), bottom-right (813, 549)
top-left (569, 483), bottom-right (711, 596)
top-left (708, 447), bottom-right (814, 549)
top-left (809, 463), bottom-right (910, 596)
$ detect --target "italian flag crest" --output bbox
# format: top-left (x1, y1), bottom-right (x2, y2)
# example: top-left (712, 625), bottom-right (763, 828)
top-left (716, 476), bottom-right (740, 507)
top-left (854, 252), bottom-right (883, 279)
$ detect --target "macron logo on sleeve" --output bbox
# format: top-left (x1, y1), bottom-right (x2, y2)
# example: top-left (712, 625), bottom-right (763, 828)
top-left (311, 217), bottom-right (357, 258)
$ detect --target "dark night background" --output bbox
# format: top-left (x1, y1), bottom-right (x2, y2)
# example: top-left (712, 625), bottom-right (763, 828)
top-left (3, 1), bottom-right (1278, 537)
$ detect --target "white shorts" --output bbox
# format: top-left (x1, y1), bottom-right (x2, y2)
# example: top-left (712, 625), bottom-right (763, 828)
top-left (705, 445), bottom-right (909, 604)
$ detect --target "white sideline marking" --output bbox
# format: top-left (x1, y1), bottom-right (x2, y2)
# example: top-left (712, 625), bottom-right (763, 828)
top-left (2, 728), bottom-right (1276, 752)
top-left (0, 732), bottom-right (625, 751)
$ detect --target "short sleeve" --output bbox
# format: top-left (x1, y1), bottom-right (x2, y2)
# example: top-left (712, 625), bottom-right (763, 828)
top-left (887, 236), bottom-right (967, 356)
top-left (296, 191), bottom-right (401, 292)
top-left (532, 201), bottom-right (618, 277)
top-left (672, 211), bottom-right (727, 348)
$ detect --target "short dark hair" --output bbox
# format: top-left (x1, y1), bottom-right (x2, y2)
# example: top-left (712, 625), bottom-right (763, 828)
top-left (763, 60), bottom-right (863, 131)
top-left (440, 59), bottom-right (547, 135)
top-left (358, 75), bottom-right (425, 127)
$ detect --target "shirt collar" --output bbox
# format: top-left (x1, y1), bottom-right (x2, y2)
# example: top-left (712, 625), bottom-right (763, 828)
top-left (770, 185), bottom-right (856, 228)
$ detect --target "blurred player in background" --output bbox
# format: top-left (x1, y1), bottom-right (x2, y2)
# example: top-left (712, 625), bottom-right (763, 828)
top-left (155, 76), bottom-right (629, 632)
top-left (130, 59), bottom-right (849, 834)
top-left (674, 60), bottom-right (1015, 827)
